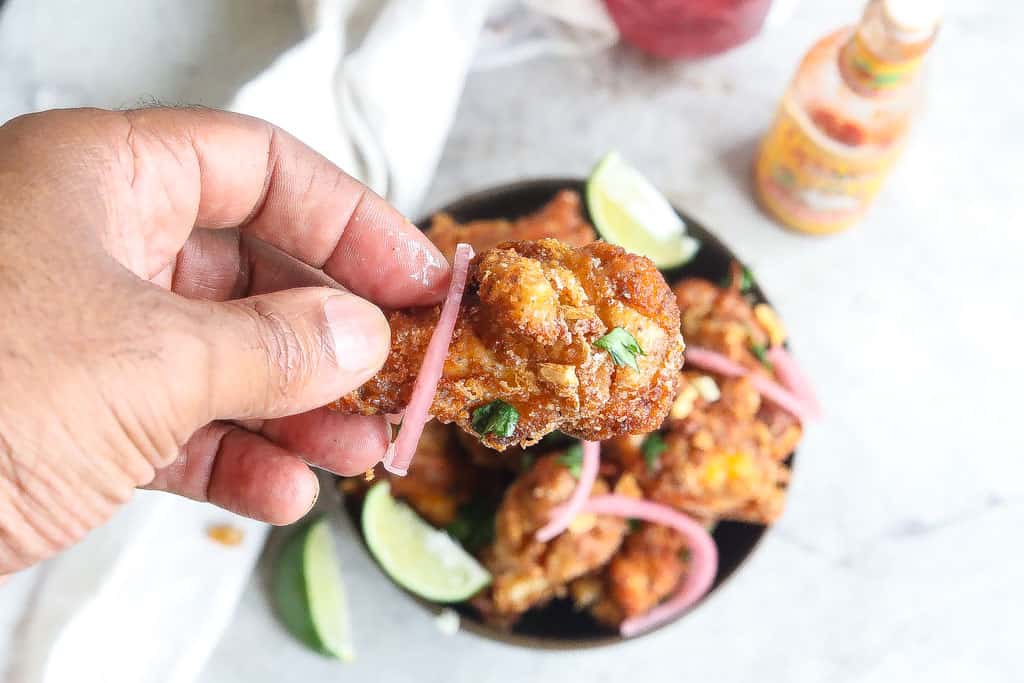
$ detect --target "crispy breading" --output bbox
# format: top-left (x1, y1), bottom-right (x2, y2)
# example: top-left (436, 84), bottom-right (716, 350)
top-left (605, 374), bottom-right (794, 525)
top-left (333, 239), bottom-right (685, 450)
top-left (593, 277), bottom-right (802, 526)
top-left (606, 523), bottom-right (688, 619)
top-left (674, 277), bottom-right (770, 369)
top-left (425, 189), bottom-right (595, 262)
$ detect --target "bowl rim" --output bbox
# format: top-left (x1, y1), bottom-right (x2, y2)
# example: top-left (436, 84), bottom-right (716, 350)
top-left (345, 176), bottom-right (793, 650)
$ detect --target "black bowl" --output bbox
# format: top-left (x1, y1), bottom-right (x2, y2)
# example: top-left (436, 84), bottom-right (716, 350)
top-left (344, 178), bottom-right (792, 648)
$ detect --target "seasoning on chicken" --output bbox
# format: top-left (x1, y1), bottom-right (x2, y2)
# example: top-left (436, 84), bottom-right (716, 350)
top-left (425, 189), bottom-right (596, 262)
top-left (481, 453), bottom-right (629, 617)
top-left (606, 373), bottom-right (793, 525)
top-left (332, 239), bottom-right (685, 450)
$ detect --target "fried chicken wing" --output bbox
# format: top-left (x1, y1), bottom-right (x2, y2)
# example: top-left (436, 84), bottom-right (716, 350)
top-left (482, 453), bottom-right (628, 616)
top-left (425, 190), bottom-right (596, 262)
top-left (333, 239), bottom-right (685, 450)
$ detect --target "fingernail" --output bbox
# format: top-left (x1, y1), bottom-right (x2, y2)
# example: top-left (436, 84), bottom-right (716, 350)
top-left (323, 295), bottom-right (390, 376)
top-left (305, 474), bottom-right (321, 516)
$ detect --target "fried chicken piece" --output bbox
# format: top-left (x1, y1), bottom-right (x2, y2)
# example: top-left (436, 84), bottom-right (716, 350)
top-left (573, 523), bottom-right (689, 628)
top-left (606, 374), bottom-right (791, 525)
top-left (607, 277), bottom-right (798, 524)
top-left (674, 278), bottom-right (771, 371)
top-left (483, 453), bottom-right (628, 617)
top-left (333, 239), bottom-right (685, 450)
top-left (606, 524), bottom-right (688, 619)
top-left (425, 190), bottom-right (596, 262)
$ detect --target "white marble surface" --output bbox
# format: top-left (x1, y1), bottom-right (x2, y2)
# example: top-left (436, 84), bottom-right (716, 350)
top-left (2, 0), bottom-right (1022, 681)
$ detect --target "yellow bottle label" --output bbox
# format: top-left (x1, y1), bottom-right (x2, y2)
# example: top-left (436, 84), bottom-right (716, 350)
top-left (754, 103), bottom-right (902, 234)
top-left (841, 33), bottom-right (924, 94)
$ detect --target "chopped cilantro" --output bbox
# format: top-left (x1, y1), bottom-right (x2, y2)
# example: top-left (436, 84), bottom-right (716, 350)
top-left (739, 266), bottom-right (755, 293)
top-left (641, 433), bottom-right (666, 471)
top-left (750, 341), bottom-right (773, 370)
top-left (628, 518), bottom-right (642, 533)
top-left (471, 400), bottom-right (519, 438)
top-left (558, 443), bottom-right (584, 478)
top-left (594, 327), bottom-right (645, 371)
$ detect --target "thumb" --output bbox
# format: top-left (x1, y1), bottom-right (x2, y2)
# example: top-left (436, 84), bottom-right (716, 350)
top-left (186, 287), bottom-right (390, 422)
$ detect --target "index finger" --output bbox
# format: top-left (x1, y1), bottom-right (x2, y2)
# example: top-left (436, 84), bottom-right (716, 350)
top-left (120, 107), bottom-right (449, 308)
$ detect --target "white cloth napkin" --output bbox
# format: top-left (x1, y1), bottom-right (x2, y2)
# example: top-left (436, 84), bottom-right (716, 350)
top-left (1, 2), bottom-right (616, 682)
top-left (6, 493), bottom-right (268, 683)
top-left (231, 0), bottom-right (616, 214)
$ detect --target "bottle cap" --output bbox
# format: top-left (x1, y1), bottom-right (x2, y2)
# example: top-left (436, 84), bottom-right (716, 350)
top-left (882, 0), bottom-right (943, 42)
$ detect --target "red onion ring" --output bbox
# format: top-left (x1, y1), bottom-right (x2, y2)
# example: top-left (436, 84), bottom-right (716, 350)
top-left (535, 440), bottom-right (601, 543)
top-left (685, 345), bottom-right (814, 422)
top-left (383, 243), bottom-right (474, 476)
top-left (581, 495), bottom-right (718, 637)
top-left (766, 346), bottom-right (822, 419)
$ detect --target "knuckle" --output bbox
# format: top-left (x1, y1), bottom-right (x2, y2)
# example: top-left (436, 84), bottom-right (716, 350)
top-left (247, 302), bottom-right (319, 398)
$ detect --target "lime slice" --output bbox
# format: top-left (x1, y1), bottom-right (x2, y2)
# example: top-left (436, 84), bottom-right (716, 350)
top-left (273, 515), bottom-right (354, 661)
top-left (362, 482), bottom-right (491, 602)
top-left (587, 151), bottom-right (700, 268)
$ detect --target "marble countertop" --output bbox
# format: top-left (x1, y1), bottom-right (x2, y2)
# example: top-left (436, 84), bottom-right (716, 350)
top-left (1, 1), bottom-right (1021, 681)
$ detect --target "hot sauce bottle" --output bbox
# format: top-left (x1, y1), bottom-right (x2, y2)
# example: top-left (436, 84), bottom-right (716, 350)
top-left (754, 0), bottom-right (941, 234)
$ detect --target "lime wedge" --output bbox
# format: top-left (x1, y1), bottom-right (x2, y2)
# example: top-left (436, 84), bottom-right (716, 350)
top-left (272, 515), bottom-right (354, 661)
top-left (586, 152), bottom-right (700, 268)
top-left (362, 482), bottom-right (491, 602)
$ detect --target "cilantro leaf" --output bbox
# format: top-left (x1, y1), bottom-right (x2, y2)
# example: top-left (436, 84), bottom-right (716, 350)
top-left (471, 400), bottom-right (519, 438)
top-left (739, 266), bottom-right (755, 293)
top-left (628, 518), bottom-right (642, 533)
top-left (558, 443), bottom-right (584, 478)
top-left (750, 341), bottom-right (773, 370)
top-left (594, 327), bottom-right (645, 371)
top-left (641, 433), bottom-right (666, 471)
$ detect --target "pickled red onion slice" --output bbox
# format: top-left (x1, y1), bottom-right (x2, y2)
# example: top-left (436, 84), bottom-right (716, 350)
top-left (766, 346), bottom-right (822, 419)
top-left (383, 243), bottom-right (474, 476)
top-left (685, 345), bottom-right (811, 422)
top-left (581, 495), bottom-right (718, 637)
top-left (535, 440), bottom-right (601, 543)
top-left (682, 345), bottom-right (747, 377)
top-left (749, 373), bottom-right (811, 423)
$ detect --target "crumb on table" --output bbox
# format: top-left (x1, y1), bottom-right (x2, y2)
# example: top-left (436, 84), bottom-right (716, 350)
top-left (206, 524), bottom-right (244, 547)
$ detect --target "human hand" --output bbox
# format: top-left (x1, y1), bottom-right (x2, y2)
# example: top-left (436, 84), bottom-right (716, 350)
top-left (0, 107), bottom-right (449, 573)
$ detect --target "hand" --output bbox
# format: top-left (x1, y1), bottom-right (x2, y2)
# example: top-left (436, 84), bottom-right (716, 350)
top-left (0, 107), bottom-right (449, 573)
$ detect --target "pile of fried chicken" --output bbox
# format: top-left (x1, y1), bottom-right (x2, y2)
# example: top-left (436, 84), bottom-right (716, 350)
top-left (336, 190), bottom-right (801, 631)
